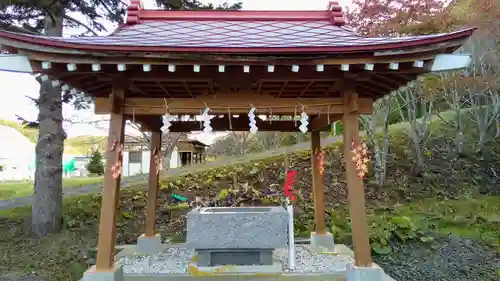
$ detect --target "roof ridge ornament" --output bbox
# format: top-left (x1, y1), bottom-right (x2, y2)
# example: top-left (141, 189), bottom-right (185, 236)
top-left (326, 1), bottom-right (345, 26)
top-left (126, 0), bottom-right (143, 25)
top-left (123, 1), bottom-right (344, 25)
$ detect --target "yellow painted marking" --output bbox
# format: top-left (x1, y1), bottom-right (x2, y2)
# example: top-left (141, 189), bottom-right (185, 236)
top-left (317, 251), bottom-right (339, 255)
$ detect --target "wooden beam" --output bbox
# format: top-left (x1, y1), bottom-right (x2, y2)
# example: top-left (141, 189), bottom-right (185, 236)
top-left (95, 79), bottom-right (126, 271)
top-left (311, 131), bottom-right (326, 235)
top-left (95, 96), bottom-right (374, 115)
top-left (168, 116), bottom-right (335, 132)
top-left (342, 91), bottom-right (372, 267)
top-left (22, 49), bottom-right (443, 67)
top-left (145, 131), bottom-right (162, 237)
top-left (127, 115), bottom-right (163, 132)
top-left (309, 114), bottom-right (342, 131)
top-left (123, 70), bottom-right (366, 82)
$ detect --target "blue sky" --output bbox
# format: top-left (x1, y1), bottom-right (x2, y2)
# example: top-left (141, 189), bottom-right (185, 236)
top-left (0, 0), bottom-right (348, 143)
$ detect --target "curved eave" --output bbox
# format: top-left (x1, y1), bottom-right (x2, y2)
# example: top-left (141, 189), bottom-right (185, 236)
top-left (0, 28), bottom-right (475, 55)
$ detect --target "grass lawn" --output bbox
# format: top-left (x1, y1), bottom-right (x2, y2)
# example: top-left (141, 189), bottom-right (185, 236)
top-left (0, 176), bottom-right (104, 200)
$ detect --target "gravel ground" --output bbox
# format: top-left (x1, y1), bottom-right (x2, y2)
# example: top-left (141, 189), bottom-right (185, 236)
top-left (0, 273), bottom-right (37, 281)
top-left (275, 246), bottom-right (354, 273)
top-left (117, 245), bottom-right (354, 274)
top-left (374, 235), bottom-right (500, 281)
top-left (118, 248), bottom-right (195, 274)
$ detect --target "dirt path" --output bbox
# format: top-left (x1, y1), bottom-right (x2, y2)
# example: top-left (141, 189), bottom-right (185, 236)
top-left (0, 135), bottom-right (342, 211)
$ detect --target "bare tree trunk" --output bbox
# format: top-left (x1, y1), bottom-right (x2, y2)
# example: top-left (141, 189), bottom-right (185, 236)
top-left (437, 74), bottom-right (467, 157)
top-left (32, 7), bottom-right (65, 237)
top-left (360, 95), bottom-right (391, 186)
top-left (470, 95), bottom-right (500, 154)
top-left (230, 132), bottom-right (252, 156)
top-left (496, 114), bottom-right (500, 138)
top-left (162, 132), bottom-right (183, 170)
top-left (396, 83), bottom-right (433, 176)
top-left (463, 37), bottom-right (500, 155)
top-left (256, 132), bottom-right (280, 151)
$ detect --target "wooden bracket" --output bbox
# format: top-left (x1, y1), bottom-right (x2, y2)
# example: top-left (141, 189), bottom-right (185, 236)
top-left (109, 77), bottom-right (126, 113)
top-left (343, 91), bottom-right (360, 114)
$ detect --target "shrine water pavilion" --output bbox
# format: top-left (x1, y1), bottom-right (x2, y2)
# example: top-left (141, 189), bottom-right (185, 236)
top-left (0, 1), bottom-right (474, 281)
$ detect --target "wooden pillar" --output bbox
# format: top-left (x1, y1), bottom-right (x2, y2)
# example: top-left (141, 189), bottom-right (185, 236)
top-left (95, 80), bottom-right (126, 270)
top-left (311, 131), bottom-right (326, 234)
top-left (145, 130), bottom-right (162, 237)
top-left (342, 92), bottom-right (372, 267)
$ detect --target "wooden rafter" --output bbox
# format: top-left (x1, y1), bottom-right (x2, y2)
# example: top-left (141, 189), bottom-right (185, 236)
top-left (95, 95), bottom-right (374, 115)
top-left (278, 82), bottom-right (288, 97)
top-left (299, 81), bottom-right (314, 97)
top-left (155, 81), bottom-right (171, 97)
top-left (182, 81), bottom-right (194, 98)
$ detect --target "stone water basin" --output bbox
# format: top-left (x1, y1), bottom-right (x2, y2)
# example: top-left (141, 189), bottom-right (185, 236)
top-left (186, 206), bottom-right (289, 266)
top-left (186, 206), bottom-right (288, 249)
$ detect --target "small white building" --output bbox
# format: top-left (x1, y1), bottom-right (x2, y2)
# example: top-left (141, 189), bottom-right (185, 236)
top-left (0, 125), bottom-right (36, 181)
top-left (121, 138), bottom-right (208, 177)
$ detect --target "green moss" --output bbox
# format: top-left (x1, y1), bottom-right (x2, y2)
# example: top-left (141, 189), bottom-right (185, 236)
top-left (328, 196), bottom-right (500, 254)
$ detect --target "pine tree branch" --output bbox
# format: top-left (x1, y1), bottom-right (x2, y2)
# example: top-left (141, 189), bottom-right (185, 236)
top-left (63, 14), bottom-right (99, 36)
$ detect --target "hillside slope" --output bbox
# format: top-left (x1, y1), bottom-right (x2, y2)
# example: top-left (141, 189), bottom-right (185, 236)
top-left (1, 116), bottom-right (499, 281)
top-left (0, 119), bottom-right (106, 155)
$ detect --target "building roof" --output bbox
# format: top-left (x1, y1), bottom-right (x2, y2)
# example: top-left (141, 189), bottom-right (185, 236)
top-left (0, 2), bottom-right (475, 133)
top-left (0, 1), bottom-right (474, 54)
top-left (178, 139), bottom-right (209, 147)
top-left (124, 136), bottom-right (208, 147)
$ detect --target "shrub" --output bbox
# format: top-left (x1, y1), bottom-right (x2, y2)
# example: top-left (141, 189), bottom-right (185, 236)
top-left (86, 150), bottom-right (105, 176)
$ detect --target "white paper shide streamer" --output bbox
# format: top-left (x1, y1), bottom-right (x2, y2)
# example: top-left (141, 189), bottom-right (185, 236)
top-left (161, 113), bottom-right (173, 133)
top-left (248, 107), bottom-right (258, 134)
top-left (299, 110), bottom-right (309, 133)
top-left (201, 107), bottom-right (212, 133)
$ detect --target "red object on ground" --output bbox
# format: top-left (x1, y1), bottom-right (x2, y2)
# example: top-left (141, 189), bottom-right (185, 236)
top-left (283, 170), bottom-right (297, 201)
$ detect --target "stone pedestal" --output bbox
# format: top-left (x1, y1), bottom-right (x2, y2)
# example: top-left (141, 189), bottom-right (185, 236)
top-left (310, 231), bottom-right (335, 251)
top-left (346, 264), bottom-right (384, 281)
top-left (82, 265), bottom-right (124, 281)
top-left (136, 233), bottom-right (162, 254)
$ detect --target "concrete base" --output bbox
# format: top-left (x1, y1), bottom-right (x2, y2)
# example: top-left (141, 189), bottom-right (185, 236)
top-left (196, 249), bottom-right (273, 266)
top-left (83, 265), bottom-right (124, 281)
top-left (122, 273), bottom-right (346, 281)
top-left (188, 261), bottom-right (283, 276)
top-left (136, 234), bottom-right (162, 254)
top-left (310, 232), bottom-right (335, 252)
top-left (346, 264), bottom-right (384, 281)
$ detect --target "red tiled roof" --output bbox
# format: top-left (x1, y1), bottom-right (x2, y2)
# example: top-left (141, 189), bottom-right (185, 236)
top-left (0, 1), bottom-right (475, 54)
